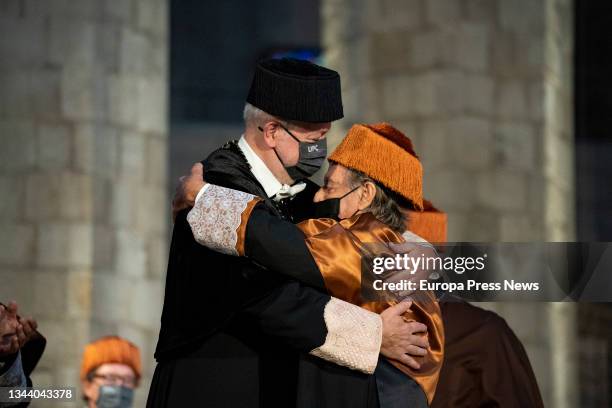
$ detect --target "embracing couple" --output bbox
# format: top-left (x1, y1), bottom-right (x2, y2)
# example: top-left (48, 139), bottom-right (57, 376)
top-left (147, 58), bottom-right (543, 408)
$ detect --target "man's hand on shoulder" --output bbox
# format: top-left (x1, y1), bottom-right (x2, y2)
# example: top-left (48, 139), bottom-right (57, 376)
top-left (172, 162), bottom-right (207, 222)
top-left (380, 301), bottom-right (429, 369)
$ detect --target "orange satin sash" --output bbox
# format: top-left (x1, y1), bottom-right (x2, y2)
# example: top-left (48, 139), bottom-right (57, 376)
top-left (297, 213), bottom-right (444, 404)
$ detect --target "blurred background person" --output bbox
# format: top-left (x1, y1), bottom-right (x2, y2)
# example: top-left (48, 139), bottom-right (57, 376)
top-left (80, 336), bottom-right (142, 408)
top-left (0, 301), bottom-right (45, 407)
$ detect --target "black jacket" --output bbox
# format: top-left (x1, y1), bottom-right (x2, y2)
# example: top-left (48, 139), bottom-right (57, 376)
top-left (148, 141), bottom-right (333, 407)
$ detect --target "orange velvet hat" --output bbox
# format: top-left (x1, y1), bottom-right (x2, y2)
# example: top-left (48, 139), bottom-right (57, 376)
top-left (405, 199), bottom-right (448, 243)
top-left (80, 336), bottom-right (142, 380)
top-left (328, 123), bottom-right (424, 210)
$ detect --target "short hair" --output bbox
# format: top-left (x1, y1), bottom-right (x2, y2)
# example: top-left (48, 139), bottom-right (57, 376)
top-left (347, 168), bottom-right (411, 233)
top-left (243, 102), bottom-right (275, 126)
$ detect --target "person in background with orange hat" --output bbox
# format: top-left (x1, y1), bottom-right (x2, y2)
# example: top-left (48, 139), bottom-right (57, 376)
top-left (80, 336), bottom-right (141, 408)
top-left (176, 123), bottom-right (444, 407)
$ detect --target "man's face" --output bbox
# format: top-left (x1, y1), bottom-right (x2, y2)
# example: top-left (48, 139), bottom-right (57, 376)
top-left (273, 121), bottom-right (331, 167)
top-left (82, 363), bottom-right (137, 407)
top-left (313, 163), bottom-right (362, 219)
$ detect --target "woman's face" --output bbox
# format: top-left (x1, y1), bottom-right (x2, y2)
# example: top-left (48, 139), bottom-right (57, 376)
top-left (313, 163), bottom-right (366, 219)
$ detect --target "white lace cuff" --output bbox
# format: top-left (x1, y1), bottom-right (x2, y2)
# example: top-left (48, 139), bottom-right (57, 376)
top-left (310, 298), bottom-right (382, 374)
top-left (187, 184), bottom-right (258, 256)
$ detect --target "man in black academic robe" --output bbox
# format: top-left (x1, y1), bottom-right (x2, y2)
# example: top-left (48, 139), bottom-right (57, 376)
top-left (147, 59), bottom-right (427, 408)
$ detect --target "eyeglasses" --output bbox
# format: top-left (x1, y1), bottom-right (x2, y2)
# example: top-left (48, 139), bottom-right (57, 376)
top-left (92, 373), bottom-right (137, 388)
top-left (258, 122), bottom-right (302, 143)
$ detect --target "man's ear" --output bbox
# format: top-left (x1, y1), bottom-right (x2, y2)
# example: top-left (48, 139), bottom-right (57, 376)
top-left (260, 121), bottom-right (280, 148)
top-left (358, 181), bottom-right (377, 210)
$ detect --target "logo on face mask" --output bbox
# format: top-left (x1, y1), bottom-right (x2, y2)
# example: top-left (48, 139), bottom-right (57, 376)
top-left (260, 123), bottom-right (327, 180)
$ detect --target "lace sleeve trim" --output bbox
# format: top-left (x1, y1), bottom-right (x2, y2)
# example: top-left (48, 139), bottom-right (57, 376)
top-left (187, 184), bottom-right (257, 256)
top-left (310, 298), bottom-right (382, 374)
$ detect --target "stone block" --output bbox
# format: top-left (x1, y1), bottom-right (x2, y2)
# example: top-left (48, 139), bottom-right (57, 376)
top-left (93, 224), bottom-right (115, 269)
top-left (500, 213), bottom-right (541, 241)
top-left (108, 74), bottom-right (139, 127)
top-left (490, 30), bottom-right (518, 78)
top-left (425, 0), bottom-right (461, 26)
top-left (145, 136), bottom-right (167, 185)
top-left (73, 124), bottom-right (95, 173)
top-left (146, 234), bottom-right (167, 279)
top-left (431, 71), bottom-right (464, 115)
top-left (36, 123), bottom-right (71, 170)
top-left (527, 81), bottom-right (544, 122)
top-left (499, 0), bottom-right (543, 33)
top-left (96, 22), bottom-right (121, 73)
top-left (135, 185), bottom-right (167, 235)
top-left (419, 119), bottom-right (450, 170)
top-left (0, 270), bottom-right (34, 306)
top-left (461, 74), bottom-right (494, 116)
top-left (410, 31), bottom-right (438, 69)
top-left (475, 170), bottom-right (528, 212)
top-left (444, 211), bottom-right (467, 241)
top-left (0, 121), bottom-right (37, 171)
top-left (84, 124), bottom-right (119, 179)
top-left (0, 223), bottom-right (35, 266)
top-left (128, 277), bottom-right (163, 328)
top-left (454, 23), bottom-right (490, 72)
top-left (414, 73), bottom-right (444, 117)
top-left (410, 30), bottom-right (455, 69)
top-left (496, 80), bottom-right (528, 119)
top-left (382, 74), bottom-right (415, 119)
top-left (66, 270), bottom-right (92, 318)
top-left (135, 0), bottom-right (156, 33)
top-left (60, 65), bottom-right (95, 121)
top-left (462, 210), bottom-right (501, 241)
top-left (37, 222), bottom-right (93, 268)
top-left (543, 134), bottom-right (573, 191)
top-left (120, 27), bottom-right (147, 74)
top-left (103, 0), bottom-right (133, 22)
top-left (48, 17), bottom-right (96, 67)
top-left (370, 31), bottom-right (412, 73)
top-left (151, 40), bottom-right (167, 76)
top-left (371, 0), bottom-right (423, 32)
top-left (425, 169), bottom-right (476, 212)
top-left (31, 272), bottom-right (69, 318)
top-left (448, 117), bottom-right (492, 170)
top-left (25, 172), bottom-right (93, 222)
top-left (0, 69), bottom-right (61, 120)
top-left (111, 180), bottom-right (137, 228)
top-left (464, 0), bottom-right (497, 22)
top-left (137, 75), bottom-right (166, 133)
top-left (115, 228), bottom-right (146, 278)
top-left (119, 132), bottom-right (146, 181)
top-left (493, 122), bottom-right (536, 171)
top-left (91, 274), bottom-right (131, 322)
top-left (0, 14), bottom-right (45, 68)
top-left (0, 175), bottom-right (24, 221)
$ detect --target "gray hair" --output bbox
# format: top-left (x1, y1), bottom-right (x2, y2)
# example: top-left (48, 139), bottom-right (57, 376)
top-left (347, 169), bottom-right (408, 233)
top-left (243, 102), bottom-right (275, 126)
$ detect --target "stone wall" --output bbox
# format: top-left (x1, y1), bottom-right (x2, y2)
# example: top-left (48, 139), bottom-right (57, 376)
top-left (0, 0), bottom-right (168, 406)
top-left (321, 0), bottom-right (575, 406)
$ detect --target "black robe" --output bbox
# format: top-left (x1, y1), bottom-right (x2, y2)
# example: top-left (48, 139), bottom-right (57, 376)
top-left (147, 141), bottom-right (380, 408)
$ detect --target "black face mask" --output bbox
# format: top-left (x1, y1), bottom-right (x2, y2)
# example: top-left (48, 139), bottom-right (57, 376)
top-left (260, 124), bottom-right (327, 180)
top-left (313, 185), bottom-right (360, 220)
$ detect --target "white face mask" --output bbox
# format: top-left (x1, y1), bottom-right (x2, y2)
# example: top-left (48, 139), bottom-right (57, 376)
top-left (96, 385), bottom-right (134, 408)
